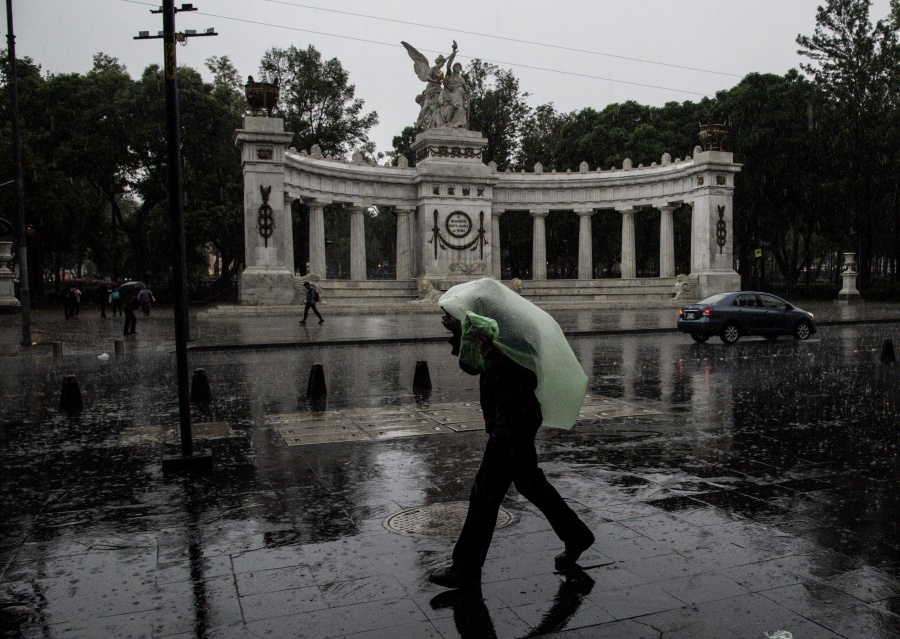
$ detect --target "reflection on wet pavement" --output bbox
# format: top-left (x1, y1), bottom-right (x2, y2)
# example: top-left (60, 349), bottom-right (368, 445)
top-left (267, 398), bottom-right (658, 447)
top-left (1, 315), bottom-right (899, 638)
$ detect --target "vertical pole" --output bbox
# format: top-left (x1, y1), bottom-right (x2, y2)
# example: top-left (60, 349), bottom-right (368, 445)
top-left (163, 0), bottom-right (192, 458)
top-left (5, 0), bottom-right (31, 346)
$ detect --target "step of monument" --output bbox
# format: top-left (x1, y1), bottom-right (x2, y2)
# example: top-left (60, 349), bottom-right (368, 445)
top-left (518, 277), bottom-right (677, 290)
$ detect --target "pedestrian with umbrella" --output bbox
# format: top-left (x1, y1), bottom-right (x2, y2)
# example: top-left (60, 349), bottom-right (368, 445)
top-left (429, 278), bottom-right (595, 589)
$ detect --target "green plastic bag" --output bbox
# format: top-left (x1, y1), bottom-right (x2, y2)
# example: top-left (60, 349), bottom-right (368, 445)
top-left (439, 278), bottom-right (588, 430)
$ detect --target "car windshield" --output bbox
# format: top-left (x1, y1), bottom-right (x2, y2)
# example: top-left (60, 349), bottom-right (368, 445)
top-left (697, 293), bottom-right (730, 305)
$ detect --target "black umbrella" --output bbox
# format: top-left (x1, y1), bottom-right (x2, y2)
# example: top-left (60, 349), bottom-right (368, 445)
top-left (97, 280), bottom-right (118, 288)
top-left (118, 281), bottom-right (145, 293)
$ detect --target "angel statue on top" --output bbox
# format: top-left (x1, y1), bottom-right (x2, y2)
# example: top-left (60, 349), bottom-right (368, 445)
top-left (401, 40), bottom-right (469, 130)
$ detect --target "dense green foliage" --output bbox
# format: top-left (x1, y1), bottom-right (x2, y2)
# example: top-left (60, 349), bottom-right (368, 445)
top-left (0, 46), bottom-right (378, 301)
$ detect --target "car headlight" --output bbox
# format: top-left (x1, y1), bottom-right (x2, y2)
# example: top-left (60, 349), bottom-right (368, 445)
top-left (808, 312), bottom-right (814, 320)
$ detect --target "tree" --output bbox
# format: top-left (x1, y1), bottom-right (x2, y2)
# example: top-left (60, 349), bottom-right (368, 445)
top-left (713, 72), bottom-right (833, 291)
top-left (516, 103), bottom-right (567, 170)
top-left (797, 0), bottom-right (900, 286)
top-left (259, 45), bottom-right (378, 158)
top-left (465, 59), bottom-right (531, 170)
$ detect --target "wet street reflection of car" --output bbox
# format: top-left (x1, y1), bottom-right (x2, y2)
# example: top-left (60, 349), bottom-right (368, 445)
top-left (677, 291), bottom-right (817, 344)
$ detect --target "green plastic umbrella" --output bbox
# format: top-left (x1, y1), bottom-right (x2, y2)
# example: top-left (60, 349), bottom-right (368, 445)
top-left (439, 278), bottom-right (587, 430)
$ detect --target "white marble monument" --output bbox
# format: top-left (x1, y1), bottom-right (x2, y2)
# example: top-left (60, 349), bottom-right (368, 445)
top-left (232, 42), bottom-right (743, 307)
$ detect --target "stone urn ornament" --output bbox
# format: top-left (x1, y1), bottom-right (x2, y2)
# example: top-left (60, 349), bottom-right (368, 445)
top-left (245, 76), bottom-right (280, 117)
top-left (698, 123), bottom-right (728, 151)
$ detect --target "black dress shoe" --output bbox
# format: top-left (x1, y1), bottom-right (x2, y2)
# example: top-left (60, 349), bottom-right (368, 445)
top-left (554, 530), bottom-right (595, 568)
top-left (428, 565), bottom-right (481, 589)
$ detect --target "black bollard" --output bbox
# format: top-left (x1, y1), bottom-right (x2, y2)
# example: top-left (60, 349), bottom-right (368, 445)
top-left (114, 339), bottom-right (124, 356)
top-left (307, 363), bottom-right (327, 398)
top-left (413, 360), bottom-right (433, 392)
top-left (190, 368), bottom-right (212, 403)
top-left (52, 342), bottom-right (63, 357)
top-left (59, 374), bottom-right (84, 412)
top-left (882, 338), bottom-right (896, 364)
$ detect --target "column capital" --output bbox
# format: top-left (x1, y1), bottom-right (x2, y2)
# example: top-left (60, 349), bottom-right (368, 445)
top-left (346, 203), bottom-right (369, 213)
top-left (618, 207), bottom-right (639, 216)
top-left (529, 208), bottom-right (550, 218)
top-left (656, 204), bottom-right (680, 212)
top-left (574, 207), bottom-right (596, 217)
top-left (305, 199), bottom-right (329, 209)
top-left (394, 206), bottom-right (415, 215)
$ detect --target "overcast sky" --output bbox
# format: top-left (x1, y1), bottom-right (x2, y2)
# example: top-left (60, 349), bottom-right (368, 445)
top-left (15, 0), bottom-right (896, 156)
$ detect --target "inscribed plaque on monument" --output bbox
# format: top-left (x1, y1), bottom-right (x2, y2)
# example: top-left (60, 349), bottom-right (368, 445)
top-left (445, 211), bottom-right (472, 238)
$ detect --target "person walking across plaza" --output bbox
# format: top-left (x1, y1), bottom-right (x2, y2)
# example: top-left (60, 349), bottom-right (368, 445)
top-left (429, 284), bottom-right (594, 590)
top-left (298, 281), bottom-right (324, 324)
top-left (71, 285), bottom-right (82, 317)
top-left (123, 291), bottom-right (138, 336)
top-left (137, 287), bottom-right (154, 317)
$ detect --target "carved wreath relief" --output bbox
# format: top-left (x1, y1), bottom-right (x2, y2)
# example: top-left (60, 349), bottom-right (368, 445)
top-left (445, 211), bottom-right (472, 238)
top-left (430, 210), bottom-right (487, 259)
top-left (257, 185), bottom-right (275, 247)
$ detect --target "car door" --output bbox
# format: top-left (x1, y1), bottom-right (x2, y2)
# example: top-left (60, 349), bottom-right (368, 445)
top-left (732, 293), bottom-right (764, 334)
top-left (758, 294), bottom-right (791, 334)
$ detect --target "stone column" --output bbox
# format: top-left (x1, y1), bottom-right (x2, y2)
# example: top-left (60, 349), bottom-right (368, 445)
top-left (659, 205), bottom-right (678, 278)
top-left (349, 204), bottom-right (367, 281)
top-left (620, 207), bottom-right (637, 279)
top-left (492, 209), bottom-right (503, 279)
top-left (308, 201), bottom-right (327, 277)
top-left (575, 208), bottom-right (595, 280)
top-left (283, 195), bottom-right (295, 277)
top-left (531, 208), bottom-right (549, 281)
top-left (395, 207), bottom-right (414, 280)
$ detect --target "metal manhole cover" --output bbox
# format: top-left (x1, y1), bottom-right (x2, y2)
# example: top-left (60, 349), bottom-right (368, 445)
top-left (385, 502), bottom-right (515, 537)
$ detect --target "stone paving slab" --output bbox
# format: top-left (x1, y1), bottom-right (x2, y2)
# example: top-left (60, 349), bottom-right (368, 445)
top-left (266, 396), bottom-right (660, 447)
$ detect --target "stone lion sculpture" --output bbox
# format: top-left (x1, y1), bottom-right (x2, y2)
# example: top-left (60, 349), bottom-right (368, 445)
top-left (673, 274), bottom-right (699, 300)
top-left (412, 277), bottom-right (442, 304)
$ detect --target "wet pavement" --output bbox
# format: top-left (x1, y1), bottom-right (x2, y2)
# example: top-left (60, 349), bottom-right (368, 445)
top-left (1, 302), bottom-right (899, 638)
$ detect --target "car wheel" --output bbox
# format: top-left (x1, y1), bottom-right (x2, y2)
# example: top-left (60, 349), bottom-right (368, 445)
top-left (794, 320), bottom-right (811, 340)
top-left (720, 322), bottom-right (741, 345)
top-left (690, 333), bottom-right (709, 343)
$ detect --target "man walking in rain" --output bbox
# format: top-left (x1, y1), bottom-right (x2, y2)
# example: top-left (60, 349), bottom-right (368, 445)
top-left (430, 279), bottom-right (594, 589)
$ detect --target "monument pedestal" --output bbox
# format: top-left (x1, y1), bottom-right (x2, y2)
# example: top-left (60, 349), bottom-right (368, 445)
top-left (838, 271), bottom-right (861, 304)
top-left (0, 241), bottom-right (20, 313)
top-left (411, 129), bottom-right (497, 283)
top-left (837, 253), bottom-right (860, 304)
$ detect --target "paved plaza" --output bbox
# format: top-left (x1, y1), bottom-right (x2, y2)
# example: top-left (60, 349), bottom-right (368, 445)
top-left (1, 301), bottom-right (899, 638)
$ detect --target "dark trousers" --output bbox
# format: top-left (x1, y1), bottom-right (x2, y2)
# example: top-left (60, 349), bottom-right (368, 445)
top-left (111, 300), bottom-right (123, 316)
top-left (452, 427), bottom-right (592, 572)
top-left (302, 302), bottom-right (323, 321)
top-left (123, 309), bottom-right (137, 335)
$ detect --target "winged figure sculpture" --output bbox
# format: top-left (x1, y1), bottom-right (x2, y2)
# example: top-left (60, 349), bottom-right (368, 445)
top-left (401, 40), bottom-right (462, 130)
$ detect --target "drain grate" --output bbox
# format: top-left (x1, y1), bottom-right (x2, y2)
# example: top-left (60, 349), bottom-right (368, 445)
top-left (385, 501), bottom-right (515, 537)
